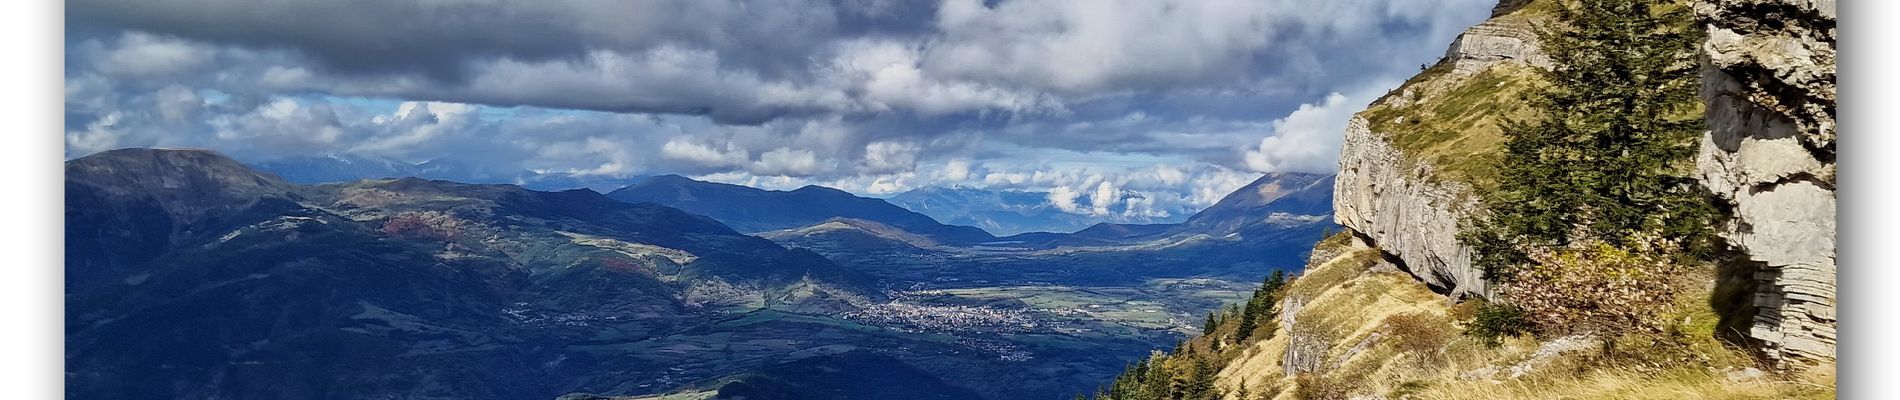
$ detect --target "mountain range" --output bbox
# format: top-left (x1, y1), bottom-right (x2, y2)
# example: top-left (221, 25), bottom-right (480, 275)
top-left (250, 153), bottom-right (647, 192)
top-left (607, 175), bottom-right (997, 245)
top-left (66, 148), bottom-right (1336, 400)
top-left (67, 149), bottom-right (897, 399)
top-left (885, 186), bottom-right (1188, 236)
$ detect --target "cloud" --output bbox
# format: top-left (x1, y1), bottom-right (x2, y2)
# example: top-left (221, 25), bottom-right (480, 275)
top-left (66, 0), bottom-right (1489, 123)
top-left (64, 0), bottom-right (1496, 217)
top-left (351, 101), bottom-right (479, 156)
top-left (942, 159), bottom-right (973, 181)
top-left (752, 147), bottom-right (825, 177)
top-left (66, 112), bottom-right (128, 155)
top-left (825, 39), bottom-right (1063, 116)
top-left (662, 138), bottom-right (750, 168)
top-left (81, 32), bottom-right (216, 78)
top-left (1243, 92), bottom-right (1353, 174)
top-left (1089, 181), bottom-right (1119, 216)
top-left (861, 141), bottom-right (922, 174)
top-left (1242, 81), bottom-right (1396, 174)
top-left (152, 84), bottom-right (203, 123)
top-left (1047, 185), bottom-right (1085, 215)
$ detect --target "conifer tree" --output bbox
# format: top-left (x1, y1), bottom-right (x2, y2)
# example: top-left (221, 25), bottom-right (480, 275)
top-left (1463, 0), bottom-right (1713, 280)
top-left (1236, 299), bottom-right (1261, 342)
top-left (1235, 270), bottom-right (1287, 343)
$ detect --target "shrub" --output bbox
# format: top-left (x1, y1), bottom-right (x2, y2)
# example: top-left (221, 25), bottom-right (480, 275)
top-left (1385, 312), bottom-right (1452, 357)
top-left (1502, 235), bottom-right (1691, 341)
top-left (1292, 373), bottom-right (1350, 400)
top-left (1462, 300), bottom-right (1530, 347)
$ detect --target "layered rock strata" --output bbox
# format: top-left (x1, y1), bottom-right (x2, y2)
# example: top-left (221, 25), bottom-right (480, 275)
top-left (1694, 0), bottom-right (1837, 367)
top-left (1332, 5), bottom-right (1548, 299)
top-left (1333, 119), bottom-right (1488, 298)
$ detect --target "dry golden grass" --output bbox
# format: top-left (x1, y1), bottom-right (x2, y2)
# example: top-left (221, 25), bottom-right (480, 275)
top-left (1410, 363), bottom-right (1835, 400)
top-left (1358, 61), bottom-right (1543, 188)
top-left (1214, 240), bottom-right (1834, 400)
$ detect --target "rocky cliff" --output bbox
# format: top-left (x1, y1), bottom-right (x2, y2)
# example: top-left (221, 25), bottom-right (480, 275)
top-left (1086, 1), bottom-right (1840, 397)
top-left (1332, 3), bottom-right (1549, 299)
top-left (1694, 0), bottom-right (1837, 367)
top-left (1444, 3), bottom-right (1551, 74)
top-left (1332, 119), bottom-right (1487, 298)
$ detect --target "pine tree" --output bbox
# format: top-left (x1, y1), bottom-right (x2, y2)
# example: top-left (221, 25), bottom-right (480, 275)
top-left (1463, 0), bottom-right (1713, 280)
top-left (1188, 357), bottom-right (1219, 400)
top-left (1235, 270), bottom-right (1287, 343)
top-left (1235, 299), bottom-right (1260, 342)
top-left (1262, 270), bottom-right (1286, 295)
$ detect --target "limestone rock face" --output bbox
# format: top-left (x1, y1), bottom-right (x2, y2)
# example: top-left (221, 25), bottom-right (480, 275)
top-left (1445, 18), bottom-right (1550, 74)
top-left (1694, 0), bottom-right (1836, 367)
top-left (1331, 5), bottom-right (1550, 298)
top-left (1333, 117), bottom-right (1488, 298)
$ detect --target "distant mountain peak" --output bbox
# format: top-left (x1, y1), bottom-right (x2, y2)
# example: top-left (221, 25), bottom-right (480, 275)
top-left (791, 184), bottom-right (851, 195)
top-left (608, 176), bottom-right (995, 244)
top-left (1171, 172), bottom-right (1335, 238)
top-left (67, 148), bottom-right (293, 207)
top-left (886, 185), bottom-right (1190, 236)
top-left (248, 152), bottom-right (646, 192)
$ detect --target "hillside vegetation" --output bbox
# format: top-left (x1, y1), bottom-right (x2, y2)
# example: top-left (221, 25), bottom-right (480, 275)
top-left (1081, 233), bottom-right (1832, 400)
top-left (1081, 0), bottom-right (1836, 398)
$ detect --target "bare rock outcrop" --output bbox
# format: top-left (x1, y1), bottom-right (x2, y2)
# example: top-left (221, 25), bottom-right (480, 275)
top-left (1331, 4), bottom-right (1551, 298)
top-left (1333, 118), bottom-right (1488, 298)
top-left (1694, 0), bottom-right (1836, 367)
top-left (1444, 17), bottom-right (1550, 74)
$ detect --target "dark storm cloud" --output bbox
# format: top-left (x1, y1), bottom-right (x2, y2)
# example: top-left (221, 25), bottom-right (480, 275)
top-left (66, 0), bottom-right (926, 82)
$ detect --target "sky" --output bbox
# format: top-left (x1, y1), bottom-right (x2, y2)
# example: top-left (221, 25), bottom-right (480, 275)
top-left (64, 0), bottom-right (1493, 219)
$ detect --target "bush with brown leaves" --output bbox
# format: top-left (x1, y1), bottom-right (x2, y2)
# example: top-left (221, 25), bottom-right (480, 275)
top-left (1500, 235), bottom-right (1691, 339)
top-left (1385, 312), bottom-right (1453, 358)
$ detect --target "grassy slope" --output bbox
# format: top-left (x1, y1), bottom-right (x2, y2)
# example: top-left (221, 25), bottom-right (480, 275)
top-left (1181, 2), bottom-right (1825, 399)
top-left (1199, 234), bottom-right (1833, 400)
top-left (1358, 59), bottom-right (1540, 190)
top-left (1351, 0), bottom-right (1556, 190)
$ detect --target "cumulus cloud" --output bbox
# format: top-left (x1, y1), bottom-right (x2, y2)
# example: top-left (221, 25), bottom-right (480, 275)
top-left (662, 138), bottom-right (750, 168)
top-left (1089, 181), bottom-right (1119, 216)
top-left (66, 112), bottom-right (128, 155)
top-left (861, 141), bottom-right (922, 174)
top-left (63, 0), bottom-right (1495, 216)
top-left (206, 98), bottom-right (348, 158)
top-left (351, 101), bottom-right (479, 156)
top-left (942, 159), bottom-right (973, 181)
top-left (752, 147), bottom-right (825, 177)
top-left (1243, 82), bottom-right (1396, 174)
top-left (66, 0), bottom-right (1487, 122)
top-left (1047, 185), bottom-right (1085, 215)
top-left (152, 84), bottom-right (203, 123)
top-left (1243, 93), bottom-right (1353, 173)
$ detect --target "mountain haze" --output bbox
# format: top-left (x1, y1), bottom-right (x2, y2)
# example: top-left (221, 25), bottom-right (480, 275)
top-left (607, 175), bottom-right (995, 245)
top-left (69, 149), bottom-right (1327, 400)
top-left (251, 154), bottom-right (647, 192)
top-left (65, 149), bottom-right (919, 400)
top-left (887, 187), bottom-right (1188, 236)
top-left (989, 172), bottom-right (1336, 250)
